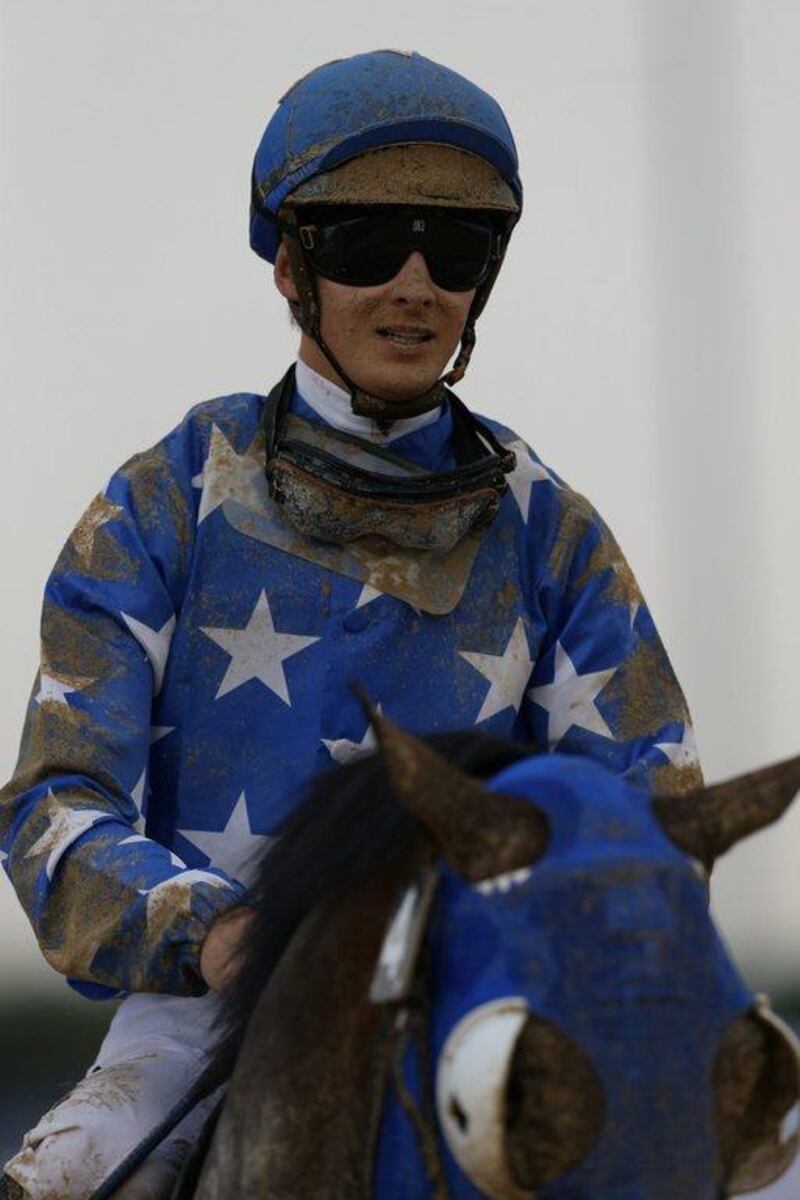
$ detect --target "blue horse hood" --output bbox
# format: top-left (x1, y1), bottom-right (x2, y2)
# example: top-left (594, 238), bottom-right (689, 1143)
top-left (405, 755), bottom-right (752, 1198)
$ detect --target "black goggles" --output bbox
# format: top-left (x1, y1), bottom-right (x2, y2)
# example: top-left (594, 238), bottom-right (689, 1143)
top-left (290, 207), bottom-right (504, 292)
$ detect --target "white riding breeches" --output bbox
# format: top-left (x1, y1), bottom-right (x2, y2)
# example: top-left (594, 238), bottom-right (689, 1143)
top-left (4, 991), bottom-right (223, 1200)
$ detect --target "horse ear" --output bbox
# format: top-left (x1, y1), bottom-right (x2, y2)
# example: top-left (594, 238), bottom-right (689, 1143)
top-left (357, 695), bottom-right (548, 882)
top-left (653, 754), bottom-right (800, 871)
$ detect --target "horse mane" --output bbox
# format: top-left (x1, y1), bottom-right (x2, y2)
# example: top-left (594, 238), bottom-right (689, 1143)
top-left (212, 729), bottom-right (533, 1074)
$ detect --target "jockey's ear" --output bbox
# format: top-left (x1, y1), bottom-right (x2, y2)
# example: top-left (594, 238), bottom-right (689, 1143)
top-left (274, 237), bottom-right (301, 308)
top-left (356, 692), bottom-right (548, 882)
top-left (652, 754), bottom-right (800, 872)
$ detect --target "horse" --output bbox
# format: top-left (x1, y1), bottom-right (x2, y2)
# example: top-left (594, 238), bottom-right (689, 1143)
top-left (177, 710), bottom-right (800, 1199)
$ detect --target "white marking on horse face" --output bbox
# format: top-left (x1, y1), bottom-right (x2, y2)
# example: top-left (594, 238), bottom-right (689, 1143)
top-left (435, 997), bottom-right (535, 1200)
top-left (474, 867), bottom-right (532, 897)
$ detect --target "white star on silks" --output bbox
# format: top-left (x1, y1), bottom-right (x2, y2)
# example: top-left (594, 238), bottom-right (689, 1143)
top-left (528, 641), bottom-right (617, 749)
top-left (191, 424), bottom-right (264, 523)
top-left (34, 670), bottom-right (94, 707)
top-left (201, 590), bottom-right (319, 704)
top-left (459, 617), bottom-right (534, 724)
top-left (150, 725), bottom-right (175, 743)
top-left (128, 769), bottom-right (147, 835)
top-left (504, 439), bottom-right (560, 523)
top-left (322, 704), bottom-right (383, 765)
top-left (121, 612), bottom-right (176, 696)
top-left (24, 798), bottom-right (112, 881)
top-left (138, 870), bottom-right (235, 941)
top-left (178, 791), bottom-right (273, 885)
top-left (70, 493), bottom-right (125, 567)
top-left (355, 582), bottom-right (383, 609)
top-left (655, 724), bottom-right (700, 769)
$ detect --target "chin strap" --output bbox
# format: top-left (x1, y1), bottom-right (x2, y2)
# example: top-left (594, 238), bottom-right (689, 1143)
top-left (281, 210), bottom-right (487, 428)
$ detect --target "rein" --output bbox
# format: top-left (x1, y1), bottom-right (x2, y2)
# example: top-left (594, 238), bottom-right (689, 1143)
top-left (87, 1060), bottom-right (227, 1200)
top-left (388, 1002), bottom-right (451, 1200)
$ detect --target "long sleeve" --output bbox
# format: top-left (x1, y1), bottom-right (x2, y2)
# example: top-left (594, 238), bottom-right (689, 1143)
top-left (0, 415), bottom-right (244, 996)
top-left (518, 456), bottom-right (703, 797)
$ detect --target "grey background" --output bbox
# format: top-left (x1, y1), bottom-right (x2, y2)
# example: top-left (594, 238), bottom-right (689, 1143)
top-left (1, 1), bottom-right (798, 1193)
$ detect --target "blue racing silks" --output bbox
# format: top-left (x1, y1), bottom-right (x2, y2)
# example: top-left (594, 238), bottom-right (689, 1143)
top-left (0, 376), bottom-right (700, 999)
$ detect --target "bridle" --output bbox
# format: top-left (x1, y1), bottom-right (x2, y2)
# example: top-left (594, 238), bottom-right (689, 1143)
top-left (369, 865), bottom-right (452, 1198)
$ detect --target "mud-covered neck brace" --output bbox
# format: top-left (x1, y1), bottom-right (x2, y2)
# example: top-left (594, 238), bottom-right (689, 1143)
top-left (294, 358), bottom-right (444, 445)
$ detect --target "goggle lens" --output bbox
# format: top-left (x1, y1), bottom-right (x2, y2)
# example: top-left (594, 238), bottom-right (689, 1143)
top-left (298, 209), bottom-right (498, 292)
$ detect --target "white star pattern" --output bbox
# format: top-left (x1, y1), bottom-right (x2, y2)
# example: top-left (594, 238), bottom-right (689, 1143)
top-left (528, 641), bottom-right (617, 748)
top-left (178, 791), bottom-right (273, 885)
top-left (70, 493), bottom-right (125, 566)
top-left (459, 617), bottom-right (534, 723)
top-left (355, 582), bottom-right (383, 609)
top-left (34, 671), bottom-right (94, 707)
top-left (504, 439), bottom-right (559, 522)
top-left (150, 726), bottom-right (175, 743)
top-left (191, 424), bottom-right (264, 523)
top-left (138, 870), bottom-right (234, 943)
top-left (121, 612), bottom-right (176, 696)
top-left (655, 724), bottom-right (699, 769)
top-left (24, 799), bottom-right (112, 881)
top-left (201, 591), bottom-right (318, 704)
top-left (322, 705), bottom-right (383, 765)
top-left (130, 768), bottom-right (147, 834)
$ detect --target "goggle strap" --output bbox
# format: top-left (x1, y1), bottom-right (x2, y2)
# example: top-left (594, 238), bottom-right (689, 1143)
top-left (264, 365), bottom-right (516, 491)
top-left (444, 319), bottom-right (476, 387)
top-left (282, 218), bottom-right (321, 334)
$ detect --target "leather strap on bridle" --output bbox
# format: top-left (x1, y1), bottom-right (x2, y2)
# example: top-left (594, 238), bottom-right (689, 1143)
top-left (388, 1002), bottom-right (452, 1200)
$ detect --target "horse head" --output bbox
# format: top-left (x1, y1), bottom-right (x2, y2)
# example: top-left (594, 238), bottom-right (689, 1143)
top-left (369, 708), bottom-right (800, 1199)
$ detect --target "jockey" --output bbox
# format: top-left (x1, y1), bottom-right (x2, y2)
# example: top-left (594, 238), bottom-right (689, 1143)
top-left (0, 50), bottom-right (702, 1200)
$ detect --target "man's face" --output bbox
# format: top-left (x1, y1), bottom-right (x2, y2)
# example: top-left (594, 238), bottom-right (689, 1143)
top-left (274, 235), bottom-right (476, 407)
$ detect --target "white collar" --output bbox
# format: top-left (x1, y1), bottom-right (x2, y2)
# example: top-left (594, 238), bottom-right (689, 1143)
top-left (294, 358), bottom-right (443, 444)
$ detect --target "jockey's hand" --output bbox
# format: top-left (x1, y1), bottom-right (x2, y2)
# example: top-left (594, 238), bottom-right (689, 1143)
top-left (199, 905), bottom-right (256, 994)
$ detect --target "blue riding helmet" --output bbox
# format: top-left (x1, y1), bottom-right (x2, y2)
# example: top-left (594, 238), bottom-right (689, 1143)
top-left (249, 49), bottom-right (524, 265)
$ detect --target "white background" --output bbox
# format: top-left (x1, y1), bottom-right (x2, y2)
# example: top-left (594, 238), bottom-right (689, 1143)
top-left (1, 0), bottom-right (798, 1004)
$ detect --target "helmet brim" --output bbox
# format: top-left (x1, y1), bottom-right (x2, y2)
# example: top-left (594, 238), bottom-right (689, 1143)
top-left (285, 143), bottom-right (520, 214)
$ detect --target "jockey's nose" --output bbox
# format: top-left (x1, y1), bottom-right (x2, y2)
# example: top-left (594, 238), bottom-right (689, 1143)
top-left (387, 250), bottom-right (436, 304)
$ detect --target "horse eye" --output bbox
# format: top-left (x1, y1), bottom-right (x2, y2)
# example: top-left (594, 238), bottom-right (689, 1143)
top-left (505, 1014), bottom-right (605, 1189)
top-left (713, 1008), bottom-right (800, 1191)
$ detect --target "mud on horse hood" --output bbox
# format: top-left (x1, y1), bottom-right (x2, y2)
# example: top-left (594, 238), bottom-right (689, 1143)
top-left (422, 755), bottom-right (754, 1199)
